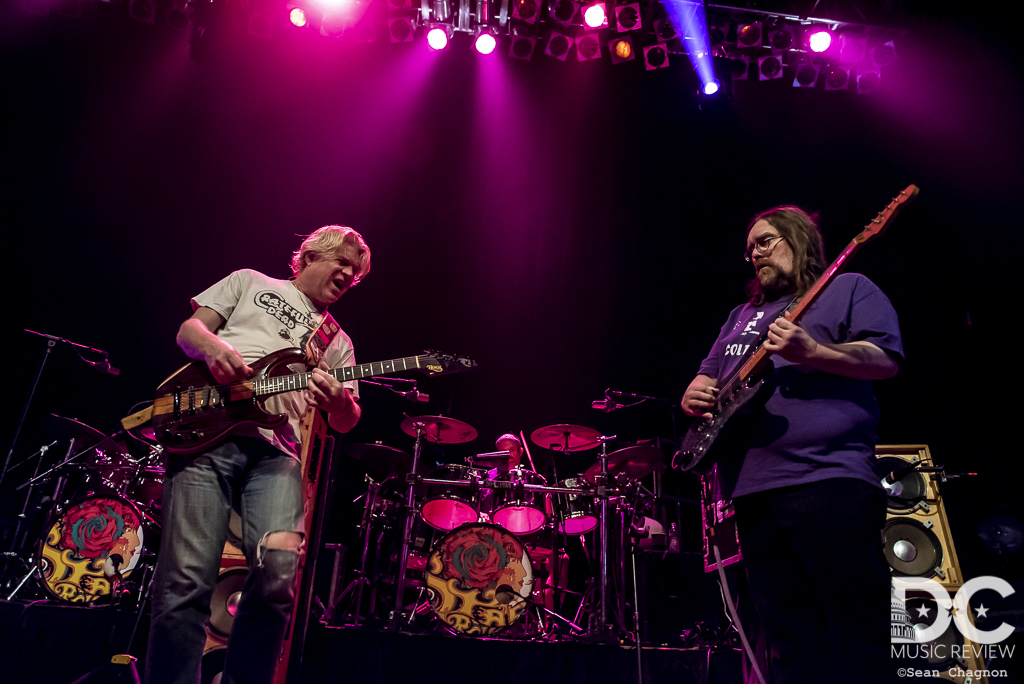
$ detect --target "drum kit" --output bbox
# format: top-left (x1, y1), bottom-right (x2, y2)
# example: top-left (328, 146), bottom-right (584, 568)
top-left (2, 413), bottom-right (166, 604)
top-left (328, 415), bottom-right (673, 643)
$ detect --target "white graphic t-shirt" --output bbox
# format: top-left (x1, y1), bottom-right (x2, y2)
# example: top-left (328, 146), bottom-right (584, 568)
top-left (192, 269), bottom-right (358, 458)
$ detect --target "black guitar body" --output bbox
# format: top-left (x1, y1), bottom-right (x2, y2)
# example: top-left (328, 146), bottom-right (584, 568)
top-left (152, 348), bottom-right (304, 455)
top-left (675, 366), bottom-right (773, 475)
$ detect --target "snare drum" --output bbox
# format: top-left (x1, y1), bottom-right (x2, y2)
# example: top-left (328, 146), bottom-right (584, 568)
top-left (556, 477), bottom-right (598, 534)
top-left (420, 465), bottom-right (480, 531)
top-left (492, 468), bottom-right (548, 535)
top-left (37, 494), bottom-right (146, 603)
top-left (425, 523), bottom-right (533, 636)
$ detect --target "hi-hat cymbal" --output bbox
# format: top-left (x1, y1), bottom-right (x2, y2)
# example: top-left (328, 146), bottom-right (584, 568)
top-left (530, 424), bottom-right (603, 452)
top-left (42, 413), bottom-right (127, 455)
top-left (400, 416), bottom-right (478, 444)
top-left (345, 443), bottom-right (412, 480)
top-left (584, 445), bottom-right (665, 483)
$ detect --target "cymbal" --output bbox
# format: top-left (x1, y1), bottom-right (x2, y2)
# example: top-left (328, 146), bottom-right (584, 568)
top-left (584, 445), bottom-right (665, 483)
top-left (400, 415), bottom-right (478, 444)
top-left (42, 413), bottom-right (127, 455)
top-left (530, 424), bottom-right (602, 452)
top-left (345, 443), bottom-right (413, 480)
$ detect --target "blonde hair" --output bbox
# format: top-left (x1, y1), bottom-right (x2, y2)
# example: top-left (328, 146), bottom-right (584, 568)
top-left (290, 225), bottom-right (371, 285)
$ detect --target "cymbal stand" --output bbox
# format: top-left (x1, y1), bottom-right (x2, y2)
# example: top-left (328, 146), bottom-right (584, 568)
top-left (595, 435), bottom-right (617, 643)
top-left (325, 476), bottom-right (382, 626)
top-left (388, 422), bottom-right (425, 632)
top-left (6, 440), bottom-right (55, 558)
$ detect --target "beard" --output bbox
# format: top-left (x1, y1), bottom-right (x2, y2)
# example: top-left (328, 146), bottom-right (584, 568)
top-left (756, 263), bottom-right (798, 299)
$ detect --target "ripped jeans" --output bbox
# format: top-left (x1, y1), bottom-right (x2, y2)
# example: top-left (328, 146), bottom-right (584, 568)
top-left (145, 438), bottom-right (304, 684)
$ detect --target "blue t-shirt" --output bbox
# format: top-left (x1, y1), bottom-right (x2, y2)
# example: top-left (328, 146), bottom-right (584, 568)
top-left (697, 272), bottom-right (904, 498)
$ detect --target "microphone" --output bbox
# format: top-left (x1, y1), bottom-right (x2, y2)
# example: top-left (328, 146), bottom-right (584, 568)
top-left (591, 390), bottom-right (622, 413)
top-left (882, 462), bottom-right (920, 487)
top-left (398, 390), bottom-right (430, 403)
top-left (88, 357), bottom-right (121, 376)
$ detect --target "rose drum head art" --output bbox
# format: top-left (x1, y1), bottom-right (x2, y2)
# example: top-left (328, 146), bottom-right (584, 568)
top-left (425, 523), bottom-right (534, 635)
top-left (37, 495), bottom-right (145, 603)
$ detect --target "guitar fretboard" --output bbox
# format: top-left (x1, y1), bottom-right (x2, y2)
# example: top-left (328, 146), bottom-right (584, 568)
top-left (252, 356), bottom-right (426, 396)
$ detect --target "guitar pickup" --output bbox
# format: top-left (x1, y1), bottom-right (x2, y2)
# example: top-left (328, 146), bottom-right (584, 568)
top-left (201, 386), bottom-right (211, 410)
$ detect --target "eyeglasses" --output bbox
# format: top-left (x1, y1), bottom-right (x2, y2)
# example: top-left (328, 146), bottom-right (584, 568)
top-left (744, 234), bottom-right (785, 262)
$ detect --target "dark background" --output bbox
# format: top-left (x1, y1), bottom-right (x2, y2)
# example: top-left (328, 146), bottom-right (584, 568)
top-left (2, 0), bottom-right (1022, 592)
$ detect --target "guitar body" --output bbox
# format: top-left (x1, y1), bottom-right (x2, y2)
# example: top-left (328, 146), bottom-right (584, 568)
top-left (150, 348), bottom-right (477, 455)
top-left (152, 348), bottom-right (304, 455)
top-left (676, 373), bottom-right (769, 475)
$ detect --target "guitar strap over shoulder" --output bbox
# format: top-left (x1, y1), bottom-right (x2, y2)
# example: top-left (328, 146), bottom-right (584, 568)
top-left (304, 312), bottom-right (341, 367)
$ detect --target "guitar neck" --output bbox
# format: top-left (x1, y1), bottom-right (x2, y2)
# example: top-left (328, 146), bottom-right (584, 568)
top-left (251, 355), bottom-right (426, 397)
top-left (730, 234), bottom-right (866, 385)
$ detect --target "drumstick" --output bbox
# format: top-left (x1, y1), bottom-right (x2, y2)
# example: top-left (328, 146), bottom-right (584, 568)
top-left (519, 430), bottom-right (538, 472)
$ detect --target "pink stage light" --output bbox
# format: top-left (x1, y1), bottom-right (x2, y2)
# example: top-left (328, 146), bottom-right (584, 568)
top-left (583, 3), bottom-right (605, 28)
top-left (809, 30), bottom-right (832, 53)
top-left (475, 33), bottom-right (497, 54)
top-left (427, 27), bottom-right (449, 50)
top-left (289, 7), bottom-right (307, 26)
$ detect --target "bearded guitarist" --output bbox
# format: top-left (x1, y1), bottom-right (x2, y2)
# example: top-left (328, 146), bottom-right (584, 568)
top-left (680, 206), bottom-right (903, 684)
top-left (145, 225), bottom-right (369, 684)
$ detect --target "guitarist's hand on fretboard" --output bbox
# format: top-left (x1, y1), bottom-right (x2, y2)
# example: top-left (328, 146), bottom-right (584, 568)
top-left (305, 360), bottom-right (361, 433)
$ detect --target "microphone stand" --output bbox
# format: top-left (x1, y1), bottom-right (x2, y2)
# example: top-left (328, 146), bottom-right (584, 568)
top-left (2, 330), bottom-right (119, 493)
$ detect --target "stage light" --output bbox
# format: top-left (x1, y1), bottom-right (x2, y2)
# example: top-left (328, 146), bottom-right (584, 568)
top-left (736, 22), bottom-right (762, 48)
top-left (824, 66), bottom-right (849, 90)
top-left (702, 80), bottom-right (720, 95)
top-left (583, 3), bottom-right (606, 29)
top-left (792, 63), bottom-right (819, 88)
top-left (475, 31), bottom-right (497, 54)
top-left (388, 17), bottom-right (414, 42)
top-left (509, 35), bottom-right (537, 60)
top-left (512, 0), bottom-right (539, 23)
top-left (615, 3), bottom-right (640, 32)
top-left (857, 70), bottom-right (880, 94)
top-left (643, 44), bottom-right (668, 70)
top-left (550, 0), bottom-right (576, 26)
top-left (758, 55), bottom-right (782, 80)
top-left (426, 26), bottom-right (449, 49)
top-left (808, 29), bottom-right (831, 52)
top-left (577, 34), bottom-right (601, 60)
top-left (608, 36), bottom-right (634, 64)
top-left (545, 32), bottom-right (574, 61)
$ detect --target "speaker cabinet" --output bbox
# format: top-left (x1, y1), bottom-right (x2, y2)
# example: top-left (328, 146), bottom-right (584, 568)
top-left (876, 444), bottom-right (963, 590)
top-left (202, 517), bottom-right (248, 682)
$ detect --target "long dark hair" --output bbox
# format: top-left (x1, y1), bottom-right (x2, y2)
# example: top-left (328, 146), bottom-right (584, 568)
top-left (745, 206), bottom-right (827, 305)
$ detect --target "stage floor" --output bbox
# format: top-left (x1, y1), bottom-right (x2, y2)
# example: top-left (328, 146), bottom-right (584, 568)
top-left (0, 599), bottom-right (740, 684)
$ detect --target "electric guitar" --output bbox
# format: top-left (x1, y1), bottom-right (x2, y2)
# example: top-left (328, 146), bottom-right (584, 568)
top-left (150, 349), bottom-right (477, 454)
top-left (673, 184), bottom-right (919, 475)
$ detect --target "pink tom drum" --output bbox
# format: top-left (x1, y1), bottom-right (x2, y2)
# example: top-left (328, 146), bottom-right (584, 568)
top-left (492, 468), bottom-right (548, 535)
top-left (420, 465), bottom-right (480, 531)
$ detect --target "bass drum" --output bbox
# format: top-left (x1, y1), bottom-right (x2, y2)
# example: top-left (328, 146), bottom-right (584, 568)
top-left (37, 495), bottom-right (146, 603)
top-left (425, 523), bottom-right (533, 636)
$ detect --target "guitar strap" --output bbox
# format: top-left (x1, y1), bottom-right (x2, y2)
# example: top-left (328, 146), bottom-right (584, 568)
top-left (303, 312), bottom-right (340, 367)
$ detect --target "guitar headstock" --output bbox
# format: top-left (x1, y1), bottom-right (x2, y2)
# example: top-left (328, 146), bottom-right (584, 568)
top-left (857, 184), bottom-right (919, 243)
top-left (417, 351), bottom-right (479, 376)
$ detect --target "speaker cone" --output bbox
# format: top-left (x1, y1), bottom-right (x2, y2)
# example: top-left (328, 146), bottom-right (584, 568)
top-left (882, 518), bottom-right (942, 578)
top-left (875, 457), bottom-right (928, 513)
top-left (210, 567), bottom-right (247, 637)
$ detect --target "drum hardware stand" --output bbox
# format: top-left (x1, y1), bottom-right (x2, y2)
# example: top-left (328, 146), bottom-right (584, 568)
top-left (325, 477), bottom-right (383, 626)
top-left (2, 331), bottom-right (118, 494)
top-left (388, 421), bottom-right (426, 632)
top-left (594, 435), bottom-right (618, 644)
top-left (5, 440), bottom-right (56, 562)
